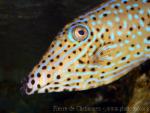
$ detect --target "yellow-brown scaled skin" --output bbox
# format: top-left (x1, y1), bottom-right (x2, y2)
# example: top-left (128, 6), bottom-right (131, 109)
top-left (22, 0), bottom-right (150, 95)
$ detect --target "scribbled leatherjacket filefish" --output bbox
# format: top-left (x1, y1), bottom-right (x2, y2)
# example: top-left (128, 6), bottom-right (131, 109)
top-left (21, 0), bottom-right (150, 95)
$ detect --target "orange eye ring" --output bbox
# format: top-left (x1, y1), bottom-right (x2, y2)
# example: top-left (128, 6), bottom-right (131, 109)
top-left (72, 26), bottom-right (88, 42)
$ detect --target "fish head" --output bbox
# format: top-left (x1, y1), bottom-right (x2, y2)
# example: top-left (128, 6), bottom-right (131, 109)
top-left (23, 18), bottom-right (101, 95)
top-left (21, 0), bottom-right (150, 95)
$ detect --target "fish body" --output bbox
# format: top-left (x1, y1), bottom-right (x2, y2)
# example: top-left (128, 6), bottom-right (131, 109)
top-left (22, 0), bottom-right (150, 95)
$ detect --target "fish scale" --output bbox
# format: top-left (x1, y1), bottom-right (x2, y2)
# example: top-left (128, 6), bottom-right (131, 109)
top-left (21, 0), bottom-right (150, 95)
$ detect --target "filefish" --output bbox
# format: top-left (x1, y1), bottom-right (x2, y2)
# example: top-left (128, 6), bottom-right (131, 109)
top-left (21, 0), bottom-right (150, 95)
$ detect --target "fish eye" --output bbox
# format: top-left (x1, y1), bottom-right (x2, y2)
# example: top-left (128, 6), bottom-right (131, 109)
top-left (72, 25), bottom-right (88, 42)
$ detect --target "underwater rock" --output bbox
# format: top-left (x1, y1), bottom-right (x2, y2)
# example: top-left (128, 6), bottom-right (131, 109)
top-left (127, 72), bottom-right (150, 113)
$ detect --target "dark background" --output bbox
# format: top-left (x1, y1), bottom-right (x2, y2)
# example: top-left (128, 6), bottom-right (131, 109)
top-left (0, 0), bottom-right (149, 113)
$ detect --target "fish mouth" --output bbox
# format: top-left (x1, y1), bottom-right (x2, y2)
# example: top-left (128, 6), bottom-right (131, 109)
top-left (20, 76), bottom-right (37, 95)
top-left (20, 76), bottom-right (51, 95)
top-left (20, 83), bottom-right (35, 95)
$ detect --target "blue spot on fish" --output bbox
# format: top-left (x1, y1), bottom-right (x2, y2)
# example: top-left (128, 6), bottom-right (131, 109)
top-left (107, 21), bottom-right (113, 26)
top-left (47, 66), bottom-right (51, 71)
top-left (136, 44), bottom-right (141, 49)
top-left (123, 21), bottom-right (127, 28)
top-left (134, 14), bottom-right (139, 19)
top-left (110, 33), bottom-right (115, 40)
top-left (142, 0), bottom-right (148, 3)
top-left (128, 14), bottom-right (132, 20)
top-left (119, 9), bottom-right (123, 13)
top-left (115, 17), bottom-right (120, 22)
top-left (125, 40), bottom-right (130, 44)
top-left (139, 20), bottom-right (144, 27)
top-left (117, 31), bottom-right (122, 36)
top-left (121, 0), bottom-right (128, 3)
top-left (137, 31), bottom-right (142, 36)
top-left (146, 27), bottom-right (150, 32)
top-left (132, 34), bottom-right (136, 39)
top-left (133, 4), bottom-right (139, 7)
top-left (126, 5), bottom-right (131, 10)
top-left (139, 9), bottom-right (144, 14)
top-left (92, 22), bottom-right (96, 26)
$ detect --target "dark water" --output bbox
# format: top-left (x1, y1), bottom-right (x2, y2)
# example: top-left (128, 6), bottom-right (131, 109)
top-left (0, 0), bottom-right (149, 113)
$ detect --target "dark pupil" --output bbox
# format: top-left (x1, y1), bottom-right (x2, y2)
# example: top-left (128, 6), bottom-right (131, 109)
top-left (78, 30), bottom-right (84, 35)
